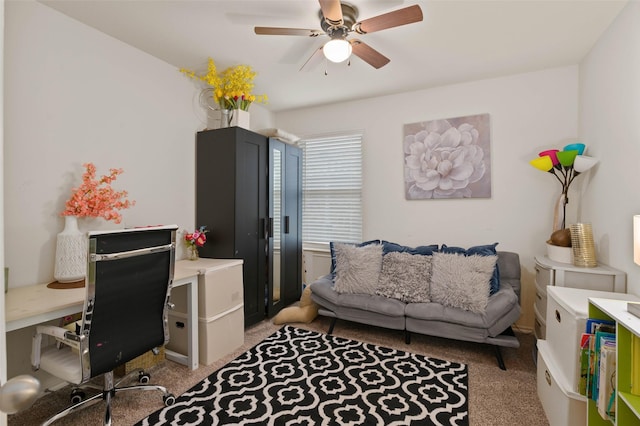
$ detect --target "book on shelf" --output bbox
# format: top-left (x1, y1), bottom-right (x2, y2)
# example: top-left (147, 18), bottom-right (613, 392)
top-left (597, 341), bottom-right (616, 420)
top-left (579, 333), bottom-right (594, 397)
top-left (580, 319), bottom-right (617, 398)
top-left (586, 318), bottom-right (615, 334)
top-left (629, 302), bottom-right (640, 319)
top-left (592, 328), bottom-right (616, 402)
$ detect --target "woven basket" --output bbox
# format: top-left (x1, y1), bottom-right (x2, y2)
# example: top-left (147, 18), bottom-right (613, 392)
top-left (115, 346), bottom-right (165, 376)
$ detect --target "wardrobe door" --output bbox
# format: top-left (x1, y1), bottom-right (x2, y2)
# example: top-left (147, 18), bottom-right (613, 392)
top-left (196, 127), bottom-right (268, 327)
top-left (267, 139), bottom-right (286, 317)
top-left (283, 143), bottom-right (302, 306)
top-left (236, 130), bottom-right (268, 327)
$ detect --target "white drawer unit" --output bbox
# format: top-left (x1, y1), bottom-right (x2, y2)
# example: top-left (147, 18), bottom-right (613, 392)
top-left (167, 258), bottom-right (245, 366)
top-left (534, 255), bottom-right (626, 338)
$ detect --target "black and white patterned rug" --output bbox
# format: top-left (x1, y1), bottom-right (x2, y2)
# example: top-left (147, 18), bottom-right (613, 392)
top-left (137, 325), bottom-right (469, 426)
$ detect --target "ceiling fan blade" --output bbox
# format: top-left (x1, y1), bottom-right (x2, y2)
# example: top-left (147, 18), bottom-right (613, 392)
top-left (319, 0), bottom-right (343, 25)
top-left (300, 47), bottom-right (325, 71)
top-left (350, 39), bottom-right (390, 69)
top-left (354, 4), bottom-right (423, 34)
top-left (255, 27), bottom-right (323, 37)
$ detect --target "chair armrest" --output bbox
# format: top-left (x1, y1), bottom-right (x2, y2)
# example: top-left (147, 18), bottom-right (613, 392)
top-left (31, 325), bottom-right (83, 369)
top-left (35, 325), bottom-right (71, 340)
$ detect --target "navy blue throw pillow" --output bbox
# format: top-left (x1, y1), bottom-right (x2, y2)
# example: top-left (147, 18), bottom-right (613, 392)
top-left (441, 243), bottom-right (500, 295)
top-left (381, 241), bottom-right (439, 256)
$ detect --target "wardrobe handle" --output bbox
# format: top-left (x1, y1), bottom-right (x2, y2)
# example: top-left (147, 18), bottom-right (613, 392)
top-left (284, 216), bottom-right (290, 234)
top-left (261, 218), bottom-right (267, 239)
top-left (268, 218), bottom-right (273, 239)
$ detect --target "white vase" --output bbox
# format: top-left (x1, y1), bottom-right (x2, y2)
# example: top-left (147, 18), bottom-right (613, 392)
top-left (230, 109), bottom-right (250, 129)
top-left (53, 216), bottom-right (86, 283)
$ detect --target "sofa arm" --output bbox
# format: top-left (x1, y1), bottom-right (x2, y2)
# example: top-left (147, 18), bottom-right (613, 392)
top-left (497, 251), bottom-right (521, 304)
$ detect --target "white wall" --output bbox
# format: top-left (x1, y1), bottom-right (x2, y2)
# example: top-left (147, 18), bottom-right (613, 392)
top-left (3, 1), bottom-right (273, 289)
top-left (276, 66), bottom-right (581, 330)
top-left (2, 1), bottom-right (275, 385)
top-left (579, 1), bottom-right (640, 295)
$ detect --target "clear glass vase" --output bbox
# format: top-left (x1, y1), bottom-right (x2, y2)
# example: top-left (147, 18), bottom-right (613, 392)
top-left (187, 244), bottom-right (199, 261)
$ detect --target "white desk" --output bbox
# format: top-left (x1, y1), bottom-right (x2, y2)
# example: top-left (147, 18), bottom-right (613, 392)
top-left (5, 260), bottom-right (200, 370)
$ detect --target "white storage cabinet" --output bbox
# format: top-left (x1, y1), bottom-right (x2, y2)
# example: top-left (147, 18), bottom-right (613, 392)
top-left (534, 256), bottom-right (625, 340)
top-left (167, 258), bottom-right (245, 366)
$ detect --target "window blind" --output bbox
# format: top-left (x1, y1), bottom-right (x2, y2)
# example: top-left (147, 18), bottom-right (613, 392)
top-left (299, 132), bottom-right (363, 244)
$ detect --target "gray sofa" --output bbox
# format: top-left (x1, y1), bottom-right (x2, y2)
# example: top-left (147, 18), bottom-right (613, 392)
top-left (309, 250), bottom-right (522, 369)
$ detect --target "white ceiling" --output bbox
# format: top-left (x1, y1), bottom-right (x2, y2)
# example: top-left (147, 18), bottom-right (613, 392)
top-left (40, 0), bottom-right (628, 112)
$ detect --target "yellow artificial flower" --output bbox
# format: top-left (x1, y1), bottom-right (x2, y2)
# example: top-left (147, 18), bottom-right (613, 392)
top-left (180, 57), bottom-right (267, 111)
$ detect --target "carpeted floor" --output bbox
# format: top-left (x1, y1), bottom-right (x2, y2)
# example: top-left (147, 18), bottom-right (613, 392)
top-left (9, 316), bottom-right (549, 425)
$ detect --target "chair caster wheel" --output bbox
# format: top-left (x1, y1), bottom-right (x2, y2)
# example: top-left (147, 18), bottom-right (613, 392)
top-left (163, 393), bottom-right (176, 406)
top-left (138, 372), bottom-right (151, 384)
top-left (70, 389), bottom-right (85, 404)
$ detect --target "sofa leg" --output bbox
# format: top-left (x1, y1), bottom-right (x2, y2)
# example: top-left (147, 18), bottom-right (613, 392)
top-left (405, 330), bottom-right (411, 344)
top-left (327, 317), bottom-right (337, 334)
top-left (495, 345), bottom-right (506, 370)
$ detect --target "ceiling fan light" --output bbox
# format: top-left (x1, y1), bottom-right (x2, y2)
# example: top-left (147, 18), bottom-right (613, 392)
top-left (323, 39), bottom-right (352, 63)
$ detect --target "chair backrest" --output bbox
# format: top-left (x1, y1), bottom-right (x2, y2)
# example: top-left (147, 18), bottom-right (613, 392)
top-left (80, 225), bottom-right (178, 380)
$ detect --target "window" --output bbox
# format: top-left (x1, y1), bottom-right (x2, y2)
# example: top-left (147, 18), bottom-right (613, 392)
top-left (299, 132), bottom-right (363, 244)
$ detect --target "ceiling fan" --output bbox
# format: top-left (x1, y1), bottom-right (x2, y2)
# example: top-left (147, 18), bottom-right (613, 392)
top-left (254, 0), bottom-right (423, 70)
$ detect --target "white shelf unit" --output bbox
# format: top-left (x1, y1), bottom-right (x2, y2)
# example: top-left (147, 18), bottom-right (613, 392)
top-left (587, 297), bottom-right (640, 426)
top-left (537, 287), bottom-right (638, 426)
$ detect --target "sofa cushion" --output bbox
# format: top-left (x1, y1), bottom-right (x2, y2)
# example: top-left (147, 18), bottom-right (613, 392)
top-left (381, 240), bottom-right (439, 256)
top-left (310, 276), bottom-right (406, 318)
top-left (429, 252), bottom-right (497, 314)
top-left (333, 243), bottom-right (383, 295)
top-left (441, 242), bottom-right (500, 295)
top-left (330, 239), bottom-right (381, 279)
top-left (376, 252), bottom-right (432, 303)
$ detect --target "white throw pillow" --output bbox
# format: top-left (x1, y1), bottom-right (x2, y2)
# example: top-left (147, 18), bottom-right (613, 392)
top-left (334, 243), bottom-right (383, 295)
top-left (429, 252), bottom-right (497, 313)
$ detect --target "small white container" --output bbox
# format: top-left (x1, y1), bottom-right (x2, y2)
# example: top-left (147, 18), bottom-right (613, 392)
top-left (546, 243), bottom-right (572, 264)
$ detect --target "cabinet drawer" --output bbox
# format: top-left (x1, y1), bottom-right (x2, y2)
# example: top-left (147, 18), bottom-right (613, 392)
top-left (546, 290), bottom-right (586, 393)
top-left (534, 307), bottom-right (546, 341)
top-left (535, 262), bottom-right (553, 286)
top-left (535, 283), bottom-right (548, 321)
top-left (560, 270), bottom-right (616, 292)
top-left (537, 341), bottom-right (586, 426)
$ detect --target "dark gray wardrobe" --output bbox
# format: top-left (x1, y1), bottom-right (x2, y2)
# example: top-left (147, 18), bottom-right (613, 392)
top-left (196, 127), bottom-right (302, 327)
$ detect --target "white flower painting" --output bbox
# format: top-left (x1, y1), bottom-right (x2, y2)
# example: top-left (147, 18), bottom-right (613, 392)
top-left (403, 113), bottom-right (491, 200)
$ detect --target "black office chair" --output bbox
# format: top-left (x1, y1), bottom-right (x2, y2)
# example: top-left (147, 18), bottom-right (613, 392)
top-left (31, 225), bottom-right (179, 425)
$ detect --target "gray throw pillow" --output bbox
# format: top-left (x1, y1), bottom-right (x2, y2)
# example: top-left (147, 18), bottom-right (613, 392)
top-left (334, 243), bottom-right (383, 295)
top-left (429, 252), bottom-right (497, 314)
top-left (376, 252), bottom-right (432, 303)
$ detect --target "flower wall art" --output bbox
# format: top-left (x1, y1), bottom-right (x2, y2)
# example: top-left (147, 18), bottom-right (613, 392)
top-left (403, 113), bottom-right (491, 200)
